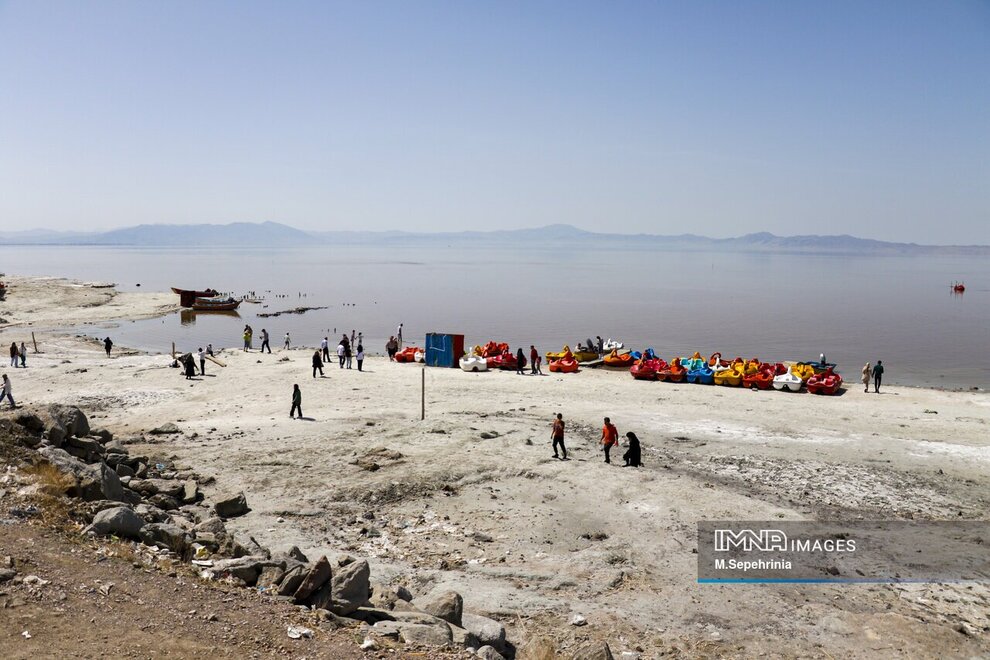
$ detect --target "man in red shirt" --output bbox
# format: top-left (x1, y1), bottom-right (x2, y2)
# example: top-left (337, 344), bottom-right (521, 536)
top-left (551, 413), bottom-right (566, 459)
top-left (601, 417), bottom-right (619, 464)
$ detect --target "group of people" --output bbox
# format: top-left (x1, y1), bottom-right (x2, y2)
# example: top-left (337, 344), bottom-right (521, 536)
top-left (549, 413), bottom-right (642, 467)
top-left (8, 341), bottom-right (27, 368)
top-left (312, 333), bottom-right (365, 376)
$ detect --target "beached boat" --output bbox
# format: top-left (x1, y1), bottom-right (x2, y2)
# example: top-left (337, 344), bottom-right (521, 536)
top-left (603, 349), bottom-right (634, 368)
top-left (488, 350), bottom-right (526, 370)
top-left (190, 296), bottom-right (241, 312)
top-left (573, 349), bottom-right (600, 362)
top-left (714, 360), bottom-right (744, 386)
top-left (603, 338), bottom-right (624, 351)
top-left (414, 349), bottom-right (426, 363)
top-left (680, 352), bottom-right (706, 372)
top-left (475, 341), bottom-right (509, 358)
top-left (790, 363), bottom-right (816, 381)
top-left (807, 367), bottom-right (843, 395)
top-left (395, 346), bottom-right (420, 363)
top-left (772, 371), bottom-right (803, 392)
top-left (658, 357), bottom-right (687, 383)
top-left (630, 357), bottom-right (663, 380)
top-left (549, 355), bottom-right (579, 373)
top-left (742, 363), bottom-right (776, 390)
top-left (952, 282), bottom-right (965, 293)
top-left (686, 360), bottom-right (714, 384)
top-left (547, 345), bottom-right (596, 362)
top-left (459, 353), bottom-right (489, 372)
top-left (172, 287), bottom-right (219, 297)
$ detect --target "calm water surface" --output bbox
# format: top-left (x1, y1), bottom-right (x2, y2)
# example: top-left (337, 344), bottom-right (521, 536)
top-left (1, 245), bottom-right (987, 388)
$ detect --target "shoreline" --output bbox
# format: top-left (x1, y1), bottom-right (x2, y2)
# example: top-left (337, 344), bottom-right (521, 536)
top-left (2, 275), bottom-right (989, 657)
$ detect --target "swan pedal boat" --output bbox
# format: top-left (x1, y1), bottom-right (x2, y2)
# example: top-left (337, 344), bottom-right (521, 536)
top-left (459, 354), bottom-right (489, 372)
top-left (807, 367), bottom-right (843, 395)
top-left (603, 338), bottom-right (624, 351)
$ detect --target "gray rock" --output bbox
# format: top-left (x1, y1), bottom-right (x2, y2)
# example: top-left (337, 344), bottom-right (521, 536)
top-left (210, 556), bottom-right (269, 585)
top-left (451, 625), bottom-right (481, 650)
top-left (214, 492), bottom-right (249, 518)
top-left (330, 557), bottom-right (370, 616)
top-left (121, 487), bottom-right (142, 505)
top-left (461, 613), bottom-right (506, 652)
top-left (14, 412), bottom-right (44, 432)
top-left (68, 435), bottom-right (103, 455)
top-left (370, 582), bottom-right (415, 610)
top-left (308, 579), bottom-right (333, 610)
top-left (414, 589), bottom-right (463, 627)
top-left (36, 446), bottom-right (102, 500)
top-left (93, 428), bottom-right (114, 443)
top-left (181, 479), bottom-right (198, 503)
top-left (148, 493), bottom-right (180, 510)
top-left (46, 421), bottom-right (67, 447)
top-left (148, 422), bottom-right (181, 435)
top-left (0, 568), bottom-right (16, 583)
top-left (131, 478), bottom-right (184, 499)
top-left (257, 565), bottom-right (285, 589)
top-left (277, 565), bottom-right (306, 597)
top-left (571, 641), bottom-right (615, 660)
top-left (140, 523), bottom-right (189, 554)
top-left (293, 555), bottom-right (332, 602)
top-left (87, 506), bottom-right (145, 538)
top-left (476, 646), bottom-right (506, 660)
top-left (47, 404), bottom-right (90, 438)
top-left (99, 462), bottom-right (125, 501)
top-left (104, 439), bottom-right (127, 453)
top-left (115, 463), bottom-right (135, 478)
top-left (194, 517), bottom-right (227, 536)
top-left (398, 621), bottom-right (452, 646)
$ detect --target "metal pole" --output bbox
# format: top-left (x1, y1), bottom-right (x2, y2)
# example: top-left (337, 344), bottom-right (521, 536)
top-left (421, 366), bottom-right (425, 420)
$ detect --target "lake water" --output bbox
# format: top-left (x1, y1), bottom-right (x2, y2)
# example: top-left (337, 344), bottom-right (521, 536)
top-left (1, 245), bottom-right (987, 388)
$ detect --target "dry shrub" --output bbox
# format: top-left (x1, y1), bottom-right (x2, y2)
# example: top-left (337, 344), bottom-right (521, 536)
top-left (22, 462), bottom-right (75, 497)
top-left (517, 635), bottom-right (557, 660)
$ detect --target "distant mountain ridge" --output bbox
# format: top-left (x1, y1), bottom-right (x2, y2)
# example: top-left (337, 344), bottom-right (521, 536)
top-left (0, 222), bottom-right (986, 255)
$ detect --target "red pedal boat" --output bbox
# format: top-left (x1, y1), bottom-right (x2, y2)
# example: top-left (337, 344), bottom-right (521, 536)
top-left (630, 358), bottom-right (665, 380)
top-left (807, 367), bottom-right (843, 395)
top-left (658, 357), bottom-right (686, 382)
top-left (395, 346), bottom-right (421, 363)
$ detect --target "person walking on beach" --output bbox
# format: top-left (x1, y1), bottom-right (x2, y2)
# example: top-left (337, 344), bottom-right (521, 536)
top-left (284, 332), bottom-right (291, 350)
top-left (551, 413), bottom-right (567, 459)
top-left (104, 337), bottom-right (113, 357)
top-left (1, 374), bottom-right (14, 409)
top-left (9, 342), bottom-right (18, 368)
top-left (530, 346), bottom-right (539, 374)
top-left (623, 432), bottom-right (642, 467)
top-left (397, 323), bottom-right (403, 348)
top-left (183, 353), bottom-right (196, 379)
top-left (321, 337), bottom-right (330, 362)
top-left (356, 343), bottom-right (365, 371)
top-left (198, 347), bottom-right (206, 376)
top-left (19, 342), bottom-right (26, 368)
top-left (872, 360), bottom-right (884, 393)
top-left (386, 336), bottom-right (398, 361)
top-left (337, 341), bottom-right (346, 368)
top-left (601, 417), bottom-right (619, 464)
top-left (290, 384), bottom-right (302, 419)
top-left (312, 350), bottom-right (324, 378)
top-left (862, 362), bottom-right (871, 393)
top-left (516, 348), bottom-right (526, 375)
top-left (345, 340), bottom-right (353, 369)
top-left (260, 328), bottom-right (271, 353)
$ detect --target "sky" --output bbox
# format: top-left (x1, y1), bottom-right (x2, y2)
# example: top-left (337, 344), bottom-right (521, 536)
top-left (0, 1), bottom-right (987, 244)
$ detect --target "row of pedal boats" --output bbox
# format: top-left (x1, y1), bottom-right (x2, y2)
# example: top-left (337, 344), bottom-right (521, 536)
top-left (391, 341), bottom-right (843, 394)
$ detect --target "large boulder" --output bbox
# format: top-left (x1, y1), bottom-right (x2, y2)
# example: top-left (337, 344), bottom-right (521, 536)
top-left (14, 412), bottom-right (44, 433)
top-left (414, 589), bottom-right (463, 627)
top-left (210, 556), bottom-right (272, 586)
top-left (293, 556), bottom-right (332, 602)
top-left (277, 565), bottom-right (306, 597)
top-left (398, 621), bottom-right (453, 646)
top-left (214, 492), bottom-right (249, 519)
top-left (86, 506), bottom-right (145, 538)
top-left (330, 557), bottom-right (370, 616)
top-left (476, 647), bottom-right (506, 660)
top-left (36, 446), bottom-right (102, 500)
top-left (461, 613), bottom-right (506, 653)
top-left (47, 404), bottom-right (90, 438)
top-left (100, 462), bottom-right (125, 502)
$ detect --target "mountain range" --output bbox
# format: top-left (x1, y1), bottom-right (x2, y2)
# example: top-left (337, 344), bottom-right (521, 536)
top-left (0, 221), bottom-right (986, 255)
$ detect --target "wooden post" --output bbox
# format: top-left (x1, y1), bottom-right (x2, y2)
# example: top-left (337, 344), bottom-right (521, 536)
top-left (421, 366), bottom-right (425, 420)
top-left (31, 332), bottom-right (38, 353)
top-left (172, 342), bottom-right (176, 359)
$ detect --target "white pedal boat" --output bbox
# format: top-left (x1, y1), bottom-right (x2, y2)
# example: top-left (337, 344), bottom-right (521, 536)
top-left (459, 354), bottom-right (488, 372)
top-left (772, 371), bottom-right (803, 392)
top-left (414, 349), bottom-right (426, 363)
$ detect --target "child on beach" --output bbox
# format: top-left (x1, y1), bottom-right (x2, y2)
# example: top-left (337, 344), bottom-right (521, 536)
top-left (356, 344), bottom-right (365, 371)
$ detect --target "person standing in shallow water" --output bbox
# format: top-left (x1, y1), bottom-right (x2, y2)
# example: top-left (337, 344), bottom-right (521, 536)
top-left (103, 337), bottom-right (113, 357)
top-left (601, 417), bottom-right (618, 463)
top-left (862, 362), bottom-right (871, 393)
top-left (623, 432), bottom-right (642, 467)
top-left (290, 384), bottom-right (302, 418)
top-left (551, 413), bottom-right (566, 459)
top-left (872, 360), bottom-right (884, 393)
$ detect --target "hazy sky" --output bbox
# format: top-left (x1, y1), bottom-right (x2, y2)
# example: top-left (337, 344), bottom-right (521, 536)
top-left (0, 1), bottom-right (987, 243)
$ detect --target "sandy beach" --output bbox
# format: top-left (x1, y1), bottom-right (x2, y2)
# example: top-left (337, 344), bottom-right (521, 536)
top-left (1, 276), bottom-right (988, 658)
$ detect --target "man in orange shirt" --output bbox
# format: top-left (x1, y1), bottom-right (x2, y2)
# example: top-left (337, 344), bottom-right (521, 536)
top-left (601, 417), bottom-right (619, 464)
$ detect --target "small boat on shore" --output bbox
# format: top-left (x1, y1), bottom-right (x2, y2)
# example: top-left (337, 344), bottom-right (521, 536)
top-left (603, 338), bottom-right (624, 351)
top-left (459, 353), bottom-right (489, 372)
top-left (488, 350), bottom-right (526, 370)
top-left (603, 349), bottom-right (634, 368)
top-left (658, 357), bottom-right (686, 383)
top-left (790, 363), bottom-right (816, 381)
top-left (807, 367), bottom-right (843, 395)
top-left (686, 361), bottom-right (714, 384)
top-left (714, 359), bottom-right (744, 386)
top-left (772, 370), bottom-right (803, 392)
top-left (549, 354), bottom-right (579, 373)
top-left (172, 287), bottom-right (219, 297)
top-left (395, 346), bottom-right (420, 363)
top-left (630, 357), bottom-right (664, 380)
top-left (190, 296), bottom-right (241, 312)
